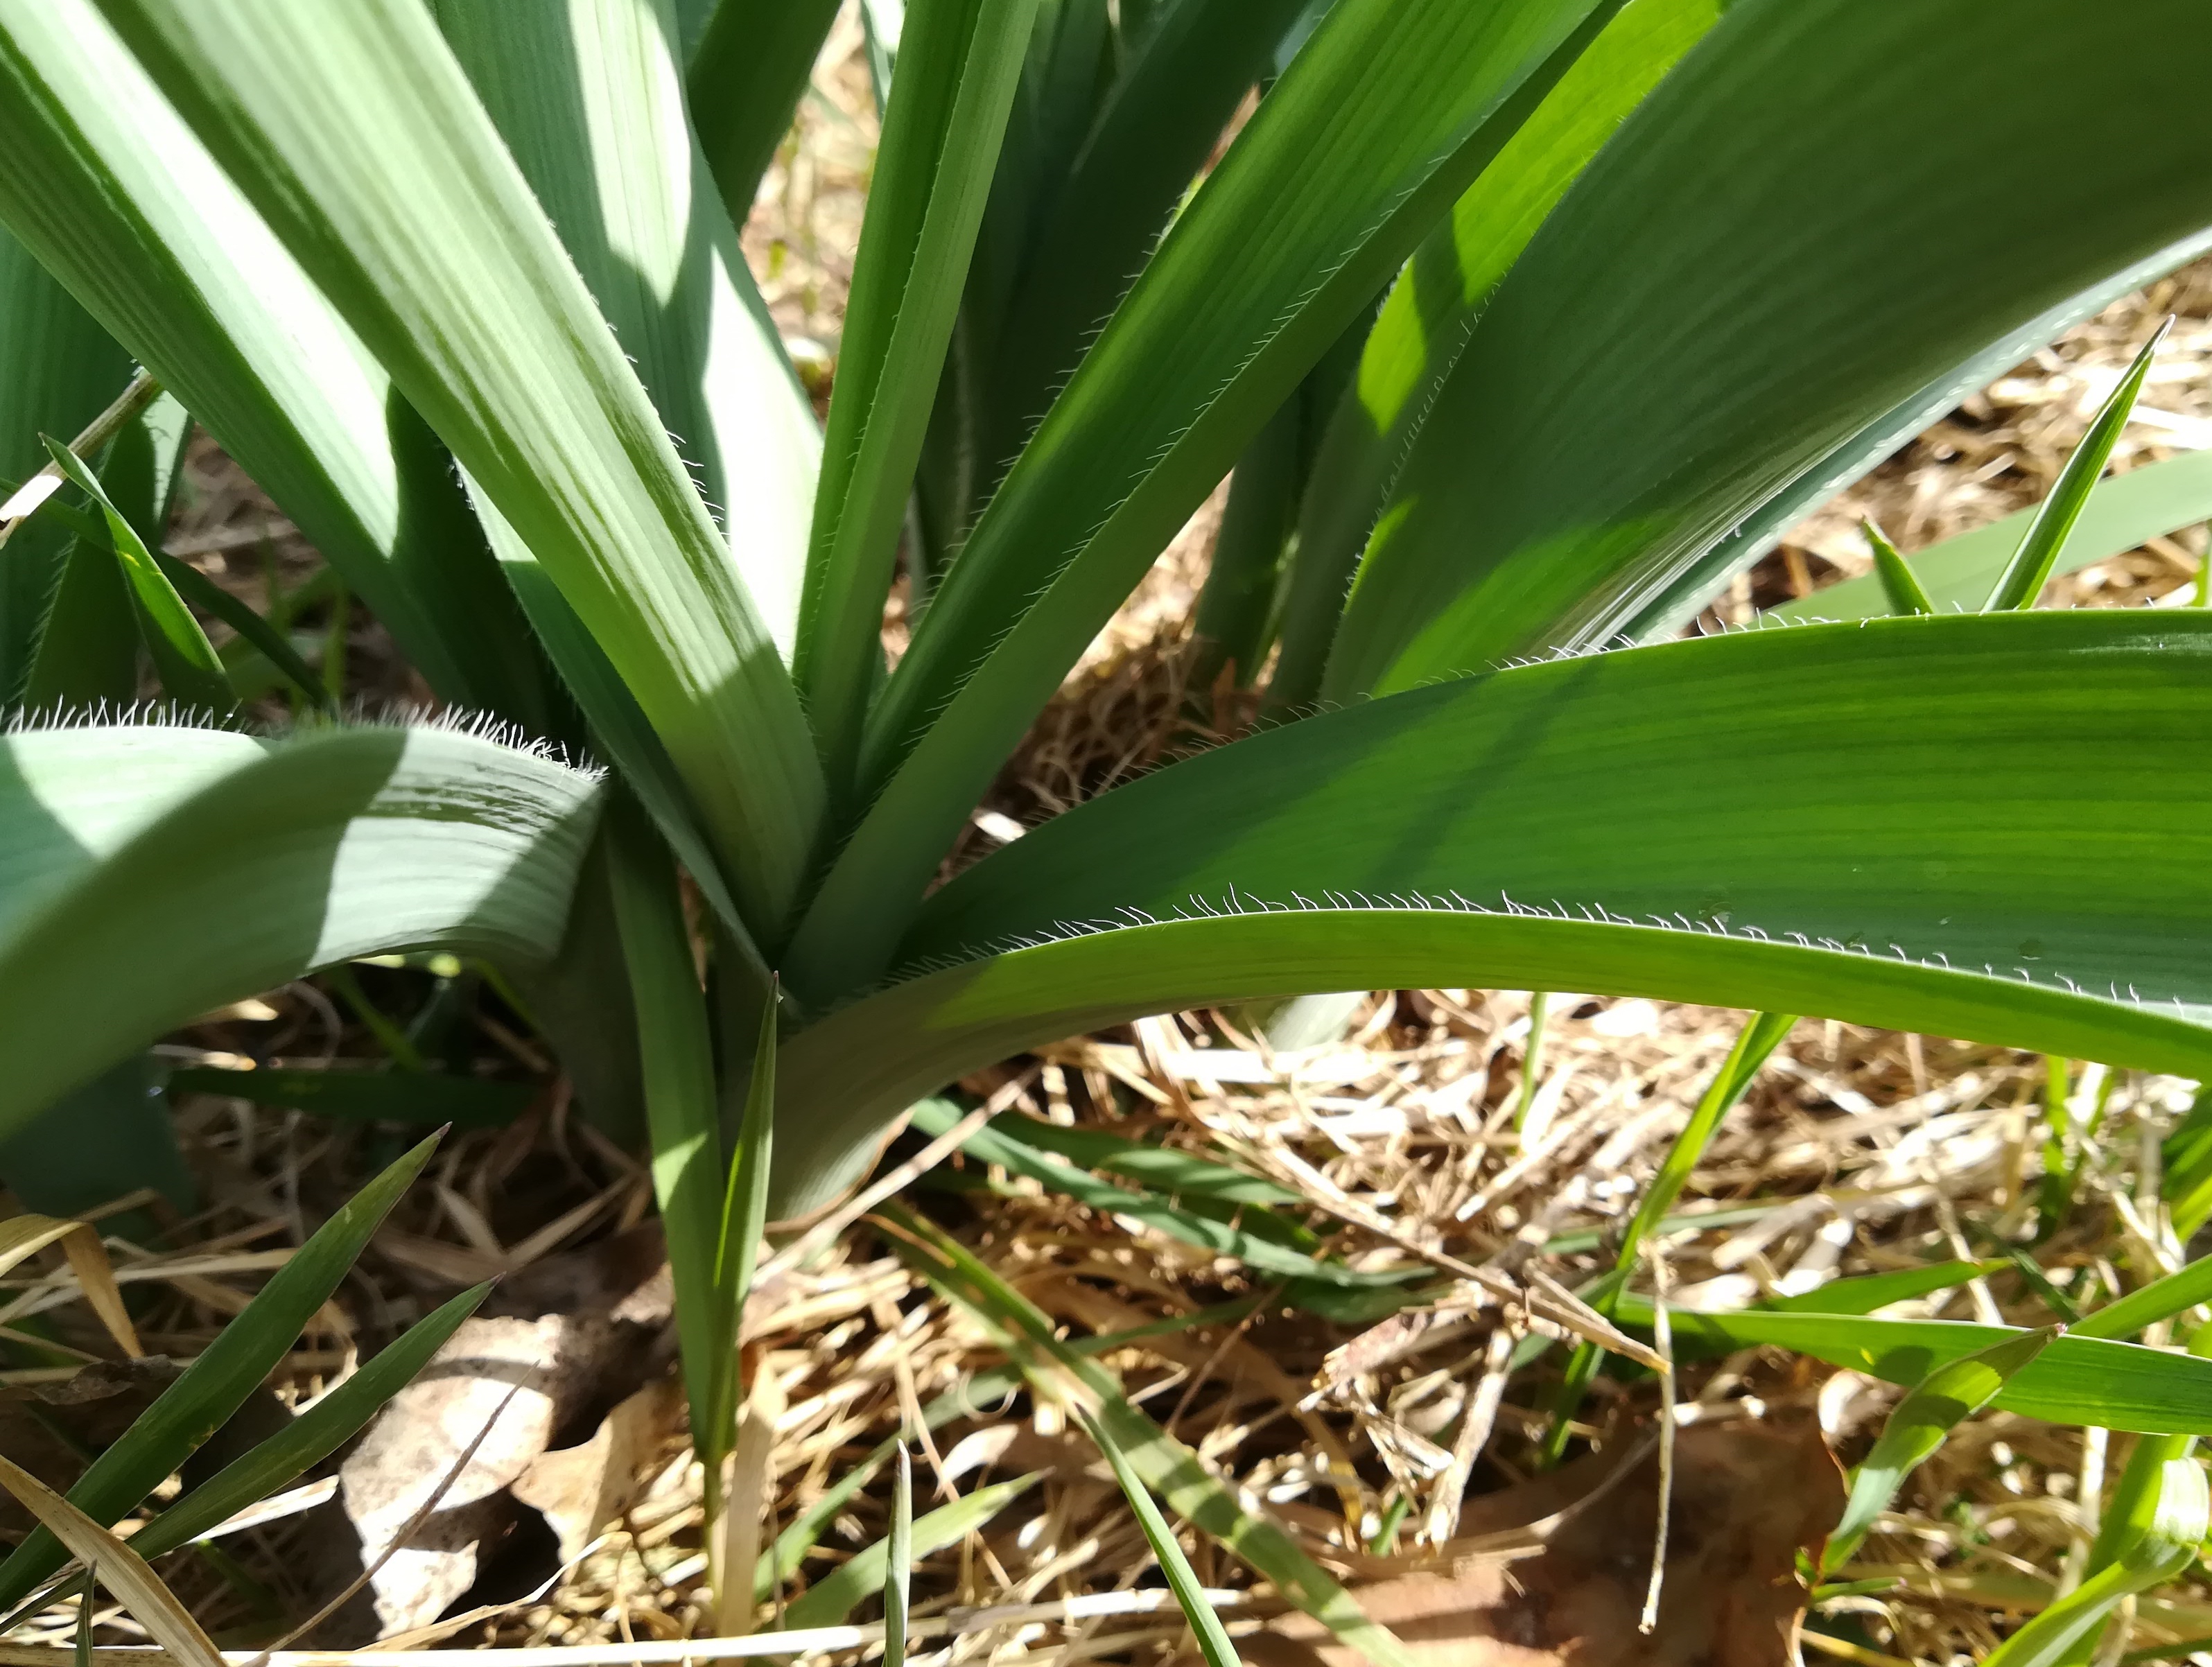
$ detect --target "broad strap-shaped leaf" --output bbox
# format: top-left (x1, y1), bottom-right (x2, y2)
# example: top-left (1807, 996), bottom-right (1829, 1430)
top-left (970, 0), bottom-right (1315, 490)
top-left (0, 721), bottom-right (603, 1131)
top-left (1323, 0), bottom-right (2212, 699)
top-left (0, 225), bottom-right (130, 706)
top-left (769, 613), bottom-right (2212, 1214)
top-left (0, 0), bottom-right (548, 723)
top-left (790, 0), bottom-right (1630, 1001)
top-left (436, 0), bottom-right (819, 660)
top-left (1768, 448), bottom-right (2212, 626)
top-left (1621, 234), bottom-right (2212, 647)
top-left (95, 0), bottom-right (823, 932)
top-left (688, 0), bottom-right (842, 231)
top-left (1268, 0), bottom-right (1721, 715)
top-left (796, 0), bottom-right (1043, 787)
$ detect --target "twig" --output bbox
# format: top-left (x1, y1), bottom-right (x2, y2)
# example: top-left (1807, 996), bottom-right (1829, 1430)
top-left (0, 371), bottom-right (163, 541)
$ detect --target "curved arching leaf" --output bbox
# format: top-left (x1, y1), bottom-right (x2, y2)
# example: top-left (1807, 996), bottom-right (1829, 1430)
top-left (0, 721), bottom-right (604, 1131)
top-left (1322, 0), bottom-right (2212, 701)
top-left (771, 611), bottom-right (2212, 1214)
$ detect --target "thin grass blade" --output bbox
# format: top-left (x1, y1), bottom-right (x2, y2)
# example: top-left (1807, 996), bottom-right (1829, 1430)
top-left (0, 1454), bottom-right (224, 1667)
top-left (884, 1445), bottom-right (912, 1667)
top-left (778, 1469), bottom-right (1040, 1630)
top-left (0, 1133), bottom-right (442, 1605)
top-left (1864, 519), bottom-right (1935, 618)
top-left (1984, 1458), bottom-right (2207, 1667)
top-left (883, 1203), bottom-right (1418, 1667)
top-left (1821, 1325), bottom-right (2060, 1574)
top-left (133, 1283), bottom-right (490, 1558)
top-left (1077, 1410), bottom-right (1241, 1667)
top-left (1986, 322), bottom-right (2171, 611)
top-left (42, 437), bottom-right (229, 713)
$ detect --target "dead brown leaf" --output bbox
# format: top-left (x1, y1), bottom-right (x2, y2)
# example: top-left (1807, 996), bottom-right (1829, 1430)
top-left (1247, 1420), bottom-right (1844, 1667)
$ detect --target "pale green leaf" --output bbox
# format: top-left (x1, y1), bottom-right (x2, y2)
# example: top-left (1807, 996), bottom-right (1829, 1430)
top-left (0, 722), bottom-right (603, 1131)
top-left (97, 0), bottom-right (823, 929)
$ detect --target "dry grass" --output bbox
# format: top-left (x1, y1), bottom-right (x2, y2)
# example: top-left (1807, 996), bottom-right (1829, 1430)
top-left (10, 11), bottom-right (2212, 1667)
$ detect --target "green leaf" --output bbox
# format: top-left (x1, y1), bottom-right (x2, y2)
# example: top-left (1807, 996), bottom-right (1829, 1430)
top-left (707, 979), bottom-right (778, 1466)
top-left (2164, 1090), bottom-right (2212, 1240)
top-left (1321, 0), bottom-right (2212, 700)
top-left (42, 436), bottom-right (229, 713)
top-left (787, 0), bottom-right (1636, 1000)
top-left (907, 1098), bottom-right (1405, 1290)
top-left (2069, 1255), bottom-right (2212, 1343)
top-left (0, 0), bottom-right (550, 722)
top-left (97, 0), bottom-right (824, 931)
top-left (1863, 519), bottom-right (1934, 619)
top-left (882, 1446), bottom-right (912, 1667)
top-left (1765, 1261), bottom-right (2001, 1317)
top-left (756, 1442), bottom-right (894, 1603)
top-left (1984, 1458), bottom-right (2207, 1667)
top-left (778, 1469), bottom-right (1040, 1629)
top-left (434, 0), bottom-right (819, 661)
top-left (1543, 1008), bottom-right (1791, 1462)
top-left (885, 1205), bottom-right (1418, 1667)
top-left (974, 1112), bottom-right (1306, 1209)
top-left (2082, 1327), bottom-right (2212, 1589)
top-left (0, 1133), bottom-right (444, 1606)
top-left (688, 0), bottom-right (842, 229)
top-left (1986, 323), bottom-right (2169, 611)
top-left (25, 392), bottom-right (192, 717)
top-left (0, 225), bottom-right (132, 706)
top-left (1615, 1305), bottom-right (2212, 1435)
top-left (1767, 446), bottom-right (2212, 627)
top-left (0, 720), bottom-right (604, 1133)
top-left (971, 0), bottom-right (1315, 486)
top-left (132, 1283), bottom-right (490, 1559)
top-left (607, 798), bottom-right (724, 1468)
top-left (164, 1065), bottom-right (535, 1129)
top-left (150, 551), bottom-right (330, 711)
top-left (0, 1056), bottom-right (193, 1221)
top-left (1078, 1410), bottom-right (1240, 1667)
top-left (768, 611), bottom-right (2212, 1215)
top-left (1268, 0), bottom-right (1721, 715)
top-left (1821, 1325), bottom-right (2059, 1574)
top-left (796, 0), bottom-right (1043, 787)
top-left (1189, 391), bottom-right (1305, 698)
